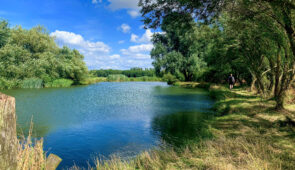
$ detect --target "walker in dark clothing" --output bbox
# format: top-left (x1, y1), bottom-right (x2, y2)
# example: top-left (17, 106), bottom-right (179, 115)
top-left (228, 75), bottom-right (235, 89)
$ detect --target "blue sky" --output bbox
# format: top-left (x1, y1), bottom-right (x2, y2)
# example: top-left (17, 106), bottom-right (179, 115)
top-left (0, 0), bottom-right (157, 70)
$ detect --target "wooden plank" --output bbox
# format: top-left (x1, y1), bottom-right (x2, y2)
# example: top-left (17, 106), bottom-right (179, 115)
top-left (0, 93), bottom-right (17, 170)
top-left (46, 154), bottom-right (62, 170)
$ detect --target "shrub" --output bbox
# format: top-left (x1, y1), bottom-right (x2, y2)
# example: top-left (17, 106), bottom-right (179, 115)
top-left (107, 74), bottom-right (129, 82)
top-left (79, 77), bottom-right (106, 85)
top-left (44, 79), bottom-right (73, 88)
top-left (0, 78), bottom-right (19, 89)
top-left (163, 73), bottom-right (178, 85)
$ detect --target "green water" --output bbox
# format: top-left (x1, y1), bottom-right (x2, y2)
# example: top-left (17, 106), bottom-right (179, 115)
top-left (2, 82), bottom-right (214, 169)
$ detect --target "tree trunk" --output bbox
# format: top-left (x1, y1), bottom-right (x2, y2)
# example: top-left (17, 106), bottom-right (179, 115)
top-left (256, 75), bottom-right (265, 94)
top-left (275, 91), bottom-right (285, 110)
top-left (250, 75), bottom-right (257, 92)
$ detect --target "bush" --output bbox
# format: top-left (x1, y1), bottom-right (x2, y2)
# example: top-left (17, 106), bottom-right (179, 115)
top-left (44, 79), bottom-right (73, 88)
top-left (19, 78), bottom-right (43, 89)
top-left (163, 73), bottom-right (178, 85)
top-left (79, 77), bottom-right (106, 85)
top-left (107, 74), bottom-right (129, 82)
top-left (0, 78), bottom-right (19, 89)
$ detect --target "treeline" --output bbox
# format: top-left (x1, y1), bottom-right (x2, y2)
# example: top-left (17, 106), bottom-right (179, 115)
top-left (90, 68), bottom-right (156, 77)
top-left (0, 20), bottom-right (88, 89)
top-left (139, 0), bottom-right (295, 109)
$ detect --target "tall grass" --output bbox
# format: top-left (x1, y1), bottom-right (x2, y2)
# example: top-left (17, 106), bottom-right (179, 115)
top-left (105, 75), bottom-right (162, 82)
top-left (129, 76), bottom-right (162, 82)
top-left (17, 123), bottom-right (46, 170)
top-left (79, 77), bottom-right (107, 85)
top-left (19, 78), bottom-right (43, 89)
top-left (107, 74), bottom-right (129, 82)
top-left (69, 134), bottom-right (282, 170)
top-left (44, 79), bottom-right (73, 88)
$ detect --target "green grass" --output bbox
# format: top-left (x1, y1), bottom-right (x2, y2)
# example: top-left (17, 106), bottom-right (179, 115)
top-left (129, 76), bottom-right (162, 82)
top-left (106, 74), bottom-right (163, 82)
top-left (44, 79), bottom-right (74, 88)
top-left (79, 77), bottom-right (107, 85)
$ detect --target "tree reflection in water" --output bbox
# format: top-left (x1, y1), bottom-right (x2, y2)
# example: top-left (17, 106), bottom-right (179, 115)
top-left (151, 111), bottom-right (213, 147)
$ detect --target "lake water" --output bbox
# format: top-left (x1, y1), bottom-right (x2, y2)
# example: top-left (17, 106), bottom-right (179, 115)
top-left (2, 82), bottom-right (214, 169)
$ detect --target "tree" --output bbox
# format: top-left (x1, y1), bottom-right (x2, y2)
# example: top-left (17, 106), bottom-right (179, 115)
top-left (0, 20), bottom-right (9, 48)
top-left (139, 0), bottom-right (295, 109)
top-left (0, 20), bottom-right (89, 89)
top-left (150, 12), bottom-right (207, 81)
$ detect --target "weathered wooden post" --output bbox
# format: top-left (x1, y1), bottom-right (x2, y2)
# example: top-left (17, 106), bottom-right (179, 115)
top-left (46, 154), bottom-right (62, 170)
top-left (0, 93), bottom-right (17, 170)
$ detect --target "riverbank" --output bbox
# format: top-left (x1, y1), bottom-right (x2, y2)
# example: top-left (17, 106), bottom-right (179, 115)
top-left (77, 83), bottom-right (295, 170)
top-left (17, 82), bottom-right (295, 169)
top-left (0, 76), bottom-right (163, 90)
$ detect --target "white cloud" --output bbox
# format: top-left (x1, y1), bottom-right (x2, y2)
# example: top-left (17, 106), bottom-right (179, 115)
top-left (121, 44), bottom-right (153, 53)
top-left (130, 29), bottom-right (153, 43)
top-left (50, 30), bottom-right (153, 69)
top-left (119, 24), bottom-right (131, 33)
top-left (92, 0), bottom-right (102, 4)
top-left (127, 10), bottom-right (140, 18)
top-left (51, 30), bottom-right (110, 53)
top-left (120, 43), bottom-right (153, 59)
top-left (130, 34), bottom-right (139, 42)
top-left (110, 54), bottom-right (121, 59)
top-left (107, 0), bottom-right (139, 10)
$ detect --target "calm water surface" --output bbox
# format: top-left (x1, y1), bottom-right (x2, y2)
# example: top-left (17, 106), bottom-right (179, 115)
top-left (2, 82), bottom-right (214, 169)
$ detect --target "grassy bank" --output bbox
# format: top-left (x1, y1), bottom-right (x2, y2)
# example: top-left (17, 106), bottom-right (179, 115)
top-left (75, 83), bottom-right (295, 170)
top-left (105, 74), bottom-right (163, 82)
top-left (18, 82), bottom-right (295, 169)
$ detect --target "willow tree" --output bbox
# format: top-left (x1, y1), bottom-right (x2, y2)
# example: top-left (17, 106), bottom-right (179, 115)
top-left (139, 0), bottom-right (295, 109)
top-left (150, 12), bottom-right (207, 81)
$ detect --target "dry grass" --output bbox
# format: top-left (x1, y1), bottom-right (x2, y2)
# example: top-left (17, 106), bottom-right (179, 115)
top-left (16, 123), bottom-right (46, 170)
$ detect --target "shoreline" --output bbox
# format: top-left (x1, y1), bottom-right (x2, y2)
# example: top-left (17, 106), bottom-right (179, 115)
top-left (83, 82), bottom-right (295, 169)
top-left (15, 82), bottom-right (295, 169)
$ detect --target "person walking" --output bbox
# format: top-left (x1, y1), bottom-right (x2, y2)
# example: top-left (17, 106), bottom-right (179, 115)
top-left (228, 74), bottom-right (235, 90)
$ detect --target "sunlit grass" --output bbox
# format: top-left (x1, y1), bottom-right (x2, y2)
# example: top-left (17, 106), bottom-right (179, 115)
top-left (79, 77), bottom-right (107, 85)
top-left (44, 79), bottom-right (73, 88)
top-left (17, 123), bottom-right (46, 170)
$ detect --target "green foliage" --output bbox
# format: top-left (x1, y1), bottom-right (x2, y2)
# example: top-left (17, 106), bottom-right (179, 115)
top-left (90, 68), bottom-right (156, 78)
top-left (0, 77), bottom-right (19, 90)
top-left (163, 73), bottom-right (178, 85)
top-left (20, 78), bottom-right (43, 89)
top-left (0, 20), bottom-right (88, 89)
top-left (141, 0), bottom-right (295, 108)
top-left (79, 77), bottom-right (106, 85)
top-left (151, 13), bottom-right (208, 81)
top-left (107, 74), bottom-right (129, 82)
top-left (0, 20), bottom-right (9, 48)
top-left (134, 76), bottom-right (162, 82)
top-left (44, 79), bottom-right (73, 88)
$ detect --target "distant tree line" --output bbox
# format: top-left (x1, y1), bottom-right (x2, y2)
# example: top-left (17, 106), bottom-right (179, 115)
top-left (0, 20), bottom-right (88, 89)
top-left (90, 68), bottom-right (156, 78)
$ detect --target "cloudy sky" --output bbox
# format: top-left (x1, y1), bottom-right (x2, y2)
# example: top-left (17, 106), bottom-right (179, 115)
top-left (0, 0), bottom-right (156, 70)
